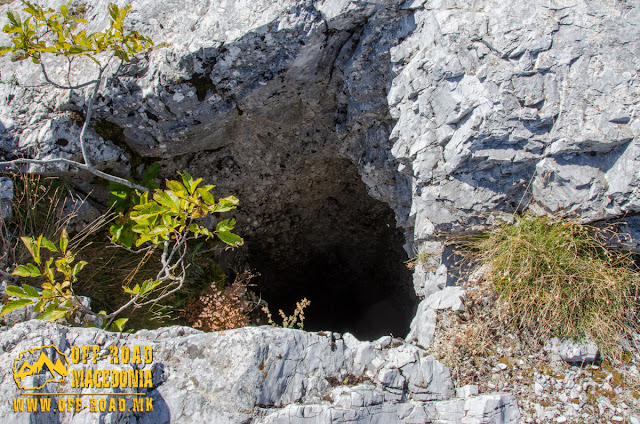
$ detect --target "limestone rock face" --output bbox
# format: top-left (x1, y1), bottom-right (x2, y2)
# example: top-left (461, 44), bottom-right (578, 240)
top-left (393, 0), bottom-right (640, 224)
top-left (0, 0), bottom-right (420, 339)
top-left (0, 320), bottom-right (518, 423)
top-left (1, 0), bottom-right (638, 291)
top-left (389, 0), bottom-right (640, 295)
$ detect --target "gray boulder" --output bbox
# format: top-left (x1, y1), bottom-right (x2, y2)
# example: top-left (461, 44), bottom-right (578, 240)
top-left (0, 320), bottom-right (519, 423)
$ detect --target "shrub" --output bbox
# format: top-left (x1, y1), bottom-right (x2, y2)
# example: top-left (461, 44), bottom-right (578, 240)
top-left (183, 271), bottom-right (254, 332)
top-left (2, 172), bottom-right (243, 330)
top-left (460, 213), bottom-right (640, 358)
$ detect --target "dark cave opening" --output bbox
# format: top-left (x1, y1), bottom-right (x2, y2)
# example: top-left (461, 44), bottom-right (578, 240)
top-left (245, 158), bottom-right (417, 341)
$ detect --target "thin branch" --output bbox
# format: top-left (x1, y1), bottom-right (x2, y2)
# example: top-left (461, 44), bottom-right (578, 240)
top-left (137, 246), bottom-right (188, 307)
top-left (161, 219), bottom-right (193, 271)
top-left (103, 295), bottom-right (138, 328)
top-left (71, 294), bottom-right (96, 316)
top-left (77, 68), bottom-right (102, 170)
top-left (136, 274), bottom-right (184, 307)
top-left (159, 240), bottom-right (170, 279)
top-left (108, 57), bottom-right (126, 86)
top-left (1, 79), bottom-right (49, 88)
top-left (39, 59), bottom-right (99, 90)
top-left (66, 56), bottom-right (74, 86)
top-left (103, 238), bottom-right (184, 326)
top-left (0, 157), bottom-right (89, 170)
top-left (103, 256), bottom-right (185, 328)
top-left (0, 158), bottom-right (148, 192)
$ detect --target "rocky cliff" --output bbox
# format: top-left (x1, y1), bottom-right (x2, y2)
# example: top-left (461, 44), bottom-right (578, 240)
top-left (0, 0), bottom-right (638, 422)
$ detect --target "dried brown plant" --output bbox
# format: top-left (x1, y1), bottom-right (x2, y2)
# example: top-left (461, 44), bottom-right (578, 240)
top-left (183, 271), bottom-right (255, 332)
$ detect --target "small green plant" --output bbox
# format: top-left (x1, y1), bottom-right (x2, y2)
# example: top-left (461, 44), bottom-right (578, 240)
top-left (2, 230), bottom-right (87, 321)
top-left (1, 172), bottom-right (243, 330)
top-left (460, 213), bottom-right (640, 358)
top-left (262, 298), bottom-right (310, 330)
top-left (405, 247), bottom-right (436, 271)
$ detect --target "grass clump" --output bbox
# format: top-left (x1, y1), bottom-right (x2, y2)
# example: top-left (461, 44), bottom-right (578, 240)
top-left (405, 247), bottom-right (437, 271)
top-left (462, 213), bottom-right (640, 358)
top-left (0, 173), bottom-right (75, 274)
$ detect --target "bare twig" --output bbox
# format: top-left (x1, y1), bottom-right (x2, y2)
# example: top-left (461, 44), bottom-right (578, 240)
top-left (39, 59), bottom-right (99, 90)
top-left (0, 158), bottom-right (148, 192)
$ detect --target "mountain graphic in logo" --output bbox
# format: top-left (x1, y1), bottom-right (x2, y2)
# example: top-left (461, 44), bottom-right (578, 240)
top-left (13, 345), bottom-right (69, 390)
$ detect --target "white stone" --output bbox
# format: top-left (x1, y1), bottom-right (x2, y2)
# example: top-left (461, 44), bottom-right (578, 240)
top-left (425, 286), bottom-right (466, 311)
top-left (547, 337), bottom-right (599, 363)
top-left (456, 384), bottom-right (479, 398)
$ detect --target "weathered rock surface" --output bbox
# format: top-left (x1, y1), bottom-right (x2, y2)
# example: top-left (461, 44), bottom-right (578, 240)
top-left (0, 320), bottom-right (519, 423)
top-left (0, 176), bottom-right (12, 219)
top-left (0, 0), bottom-right (639, 421)
top-left (546, 337), bottom-right (600, 364)
top-left (1, 0), bottom-right (639, 303)
top-left (407, 286), bottom-right (466, 348)
top-left (391, 0), bottom-right (640, 295)
top-left (1, 0), bottom-right (638, 295)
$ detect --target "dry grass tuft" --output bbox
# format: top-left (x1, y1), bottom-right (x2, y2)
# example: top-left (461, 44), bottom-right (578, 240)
top-left (5, 173), bottom-right (71, 263)
top-left (456, 213), bottom-right (640, 359)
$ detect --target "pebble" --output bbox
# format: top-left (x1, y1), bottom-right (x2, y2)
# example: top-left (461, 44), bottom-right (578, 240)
top-left (497, 362), bottom-right (508, 370)
top-left (456, 385), bottom-right (478, 398)
top-left (599, 396), bottom-right (616, 411)
top-left (556, 416), bottom-right (567, 423)
top-left (534, 382), bottom-right (544, 396)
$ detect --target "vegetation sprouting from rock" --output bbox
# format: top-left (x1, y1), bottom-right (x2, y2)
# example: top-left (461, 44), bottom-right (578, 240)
top-left (458, 213), bottom-right (640, 358)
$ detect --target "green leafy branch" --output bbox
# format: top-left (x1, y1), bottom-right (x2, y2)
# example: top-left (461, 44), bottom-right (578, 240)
top-left (98, 171), bottom-right (244, 328)
top-left (1, 229), bottom-right (92, 323)
top-left (0, 1), bottom-right (155, 66)
top-left (1, 172), bottom-right (244, 330)
top-left (111, 171), bottom-right (243, 249)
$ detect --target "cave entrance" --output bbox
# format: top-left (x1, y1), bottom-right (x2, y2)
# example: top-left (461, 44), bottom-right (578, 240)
top-left (246, 157), bottom-right (416, 341)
